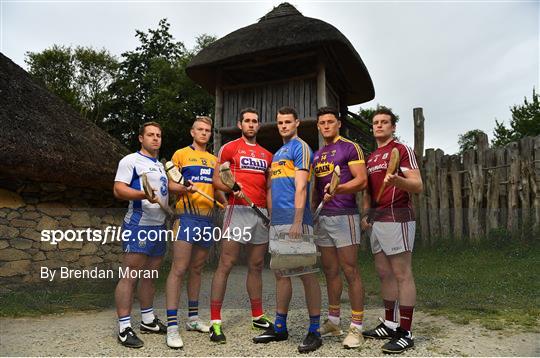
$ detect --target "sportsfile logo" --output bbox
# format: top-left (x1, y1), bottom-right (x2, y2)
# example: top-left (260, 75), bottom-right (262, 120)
top-left (240, 156), bottom-right (267, 171)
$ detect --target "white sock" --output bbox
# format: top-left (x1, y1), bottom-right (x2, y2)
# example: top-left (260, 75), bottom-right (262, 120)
top-left (210, 319), bottom-right (222, 325)
top-left (189, 315), bottom-right (199, 322)
top-left (141, 307), bottom-right (155, 324)
top-left (384, 319), bottom-right (399, 330)
top-left (350, 322), bottom-right (363, 330)
top-left (328, 315), bottom-right (340, 325)
top-left (118, 315), bottom-right (131, 333)
top-left (167, 325), bottom-right (178, 333)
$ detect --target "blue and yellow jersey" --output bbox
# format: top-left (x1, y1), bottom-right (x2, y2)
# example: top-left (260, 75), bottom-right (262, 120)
top-left (270, 137), bottom-right (313, 225)
top-left (171, 145), bottom-right (217, 216)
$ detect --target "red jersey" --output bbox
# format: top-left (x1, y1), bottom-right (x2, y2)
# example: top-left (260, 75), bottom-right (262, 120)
top-left (218, 138), bottom-right (273, 207)
top-left (366, 139), bottom-right (419, 222)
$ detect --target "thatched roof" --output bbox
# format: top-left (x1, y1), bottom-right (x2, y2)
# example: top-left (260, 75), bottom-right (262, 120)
top-left (0, 53), bottom-right (129, 190)
top-left (186, 3), bottom-right (374, 105)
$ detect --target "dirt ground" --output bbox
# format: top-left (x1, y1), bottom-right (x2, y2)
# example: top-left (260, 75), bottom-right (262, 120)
top-left (1, 267), bottom-right (538, 356)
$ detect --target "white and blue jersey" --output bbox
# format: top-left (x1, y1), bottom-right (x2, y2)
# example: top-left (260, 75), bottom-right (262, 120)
top-left (114, 151), bottom-right (169, 226)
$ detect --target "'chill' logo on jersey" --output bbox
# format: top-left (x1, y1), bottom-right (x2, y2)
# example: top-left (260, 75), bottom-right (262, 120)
top-left (240, 156), bottom-right (267, 172)
top-left (314, 161), bottom-right (335, 177)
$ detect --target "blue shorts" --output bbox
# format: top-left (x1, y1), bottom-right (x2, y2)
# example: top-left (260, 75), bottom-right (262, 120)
top-left (174, 214), bottom-right (216, 249)
top-left (122, 222), bottom-right (167, 257)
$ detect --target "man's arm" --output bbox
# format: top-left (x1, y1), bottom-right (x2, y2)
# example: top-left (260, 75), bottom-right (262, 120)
top-left (113, 181), bottom-right (146, 201)
top-left (266, 172), bottom-right (272, 219)
top-left (212, 162), bottom-right (233, 193)
top-left (360, 189), bottom-right (372, 230)
top-left (294, 170), bottom-right (309, 224)
top-left (335, 163), bottom-right (368, 194)
top-left (384, 169), bottom-right (423, 194)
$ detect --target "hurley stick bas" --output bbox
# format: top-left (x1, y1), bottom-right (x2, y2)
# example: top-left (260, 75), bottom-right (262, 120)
top-left (141, 172), bottom-right (174, 216)
top-left (375, 147), bottom-right (400, 203)
top-left (219, 161), bottom-right (270, 226)
top-left (165, 161), bottom-right (224, 209)
top-left (313, 165), bottom-right (341, 220)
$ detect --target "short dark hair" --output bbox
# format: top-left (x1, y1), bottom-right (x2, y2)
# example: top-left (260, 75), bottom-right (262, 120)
top-left (277, 106), bottom-right (298, 120)
top-left (239, 107), bottom-right (259, 121)
top-left (317, 106), bottom-right (340, 121)
top-left (371, 107), bottom-right (398, 125)
top-left (139, 121), bottom-right (162, 136)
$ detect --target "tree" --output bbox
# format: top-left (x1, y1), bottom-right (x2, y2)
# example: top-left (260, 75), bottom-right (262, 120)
top-left (492, 88), bottom-right (540, 147)
top-left (105, 19), bottom-right (216, 158)
top-left (25, 45), bottom-right (79, 109)
top-left (458, 129), bottom-right (488, 153)
top-left (25, 45), bottom-right (118, 125)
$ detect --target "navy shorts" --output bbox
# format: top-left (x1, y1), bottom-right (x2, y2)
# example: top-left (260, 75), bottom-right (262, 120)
top-left (174, 214), bottom-right (216, 249)
top-left (122, 222), bottom-right (167, 257)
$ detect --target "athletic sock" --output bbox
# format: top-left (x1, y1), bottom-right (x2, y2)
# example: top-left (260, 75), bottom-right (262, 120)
top-left (351, 310), bottom-right (364, 329)
top-left (328, 304), bottom-right (341, 325)
top-left (167, 309), bottom-right (178, 328)
top-left (383, 299), bottom-right (398, 322)
top-left (250, 297), bottom-right (264, 319)
top-left (118, 315), bottom-right (131, 333)
top-left (141, 306), bottom-right (155, 324)
top-left (210, 300), bottom-right (223, 322)
top-left (399, 305), bottom-right (414, 332)
top-left (188, 300), bottom-right (199, 321)
top-left (309, 315), bottom-right (321, 337)
top-left (274, 312), bottom-right (288, 333)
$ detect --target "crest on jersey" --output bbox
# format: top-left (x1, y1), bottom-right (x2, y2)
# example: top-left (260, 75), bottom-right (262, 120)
top-left (382, 153), bottom-right (389, 160)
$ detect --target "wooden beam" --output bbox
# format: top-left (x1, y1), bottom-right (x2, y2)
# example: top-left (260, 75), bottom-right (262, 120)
top-left (214, 70), bottom-right (223, 156)
top-left (413, 108), bottom-right (425, 162)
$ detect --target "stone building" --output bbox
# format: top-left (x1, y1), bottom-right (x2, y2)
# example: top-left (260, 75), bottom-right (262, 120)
top-left (0, 53), bottom-right (129, 284)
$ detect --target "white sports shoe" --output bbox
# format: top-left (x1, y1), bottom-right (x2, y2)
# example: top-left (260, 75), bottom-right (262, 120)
top-left (186, 319), bottom-right (210, 333)
top-left (166, 326), bottom-right (183, 349)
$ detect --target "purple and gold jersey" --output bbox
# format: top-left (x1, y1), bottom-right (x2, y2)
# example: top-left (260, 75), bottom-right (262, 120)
top-left (270, 137), bottom-right (313, 225)
top-left (313, 136), bottom-right (365, 216)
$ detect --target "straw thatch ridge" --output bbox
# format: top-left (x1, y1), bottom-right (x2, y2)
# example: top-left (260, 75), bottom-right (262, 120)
top-left (0, 53), bottom-right (129, 190)
top-left (186, 3), bottom-right (374, 105)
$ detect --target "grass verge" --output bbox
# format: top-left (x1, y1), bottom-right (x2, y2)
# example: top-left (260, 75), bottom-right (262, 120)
top-left (358, 238), bottom-right (540, 331)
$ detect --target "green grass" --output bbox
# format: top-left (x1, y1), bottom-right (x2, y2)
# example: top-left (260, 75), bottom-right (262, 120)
top-left (2, 240), bottom-right (538, 333)
top-left (358, 239), bottom-right (540, 331)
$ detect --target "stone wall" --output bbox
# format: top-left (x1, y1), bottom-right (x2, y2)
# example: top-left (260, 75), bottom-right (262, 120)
top-left (0, 178), bottom-right (125, 285)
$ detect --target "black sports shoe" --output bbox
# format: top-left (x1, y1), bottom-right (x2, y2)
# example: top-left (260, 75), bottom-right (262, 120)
top-left (363, 318), bottom-right (396, 340)
top-left (140, 317), bottom-right (167, 334)
top-left (382, 327), bottom-right (414, 354)
top-left (298, 331), bottom-right (322, 353)
top-left (252, 315), bottom-right (274, 330)
top-left (253, 327), bottom-right (289, 343)
top-left (210, 323), bottom-right (226, 344)
top-left (118, 327), bottom-right (144, 348)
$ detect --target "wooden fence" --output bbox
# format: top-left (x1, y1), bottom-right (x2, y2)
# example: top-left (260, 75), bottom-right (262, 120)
top-left (414, 133), bottom-right (540, 243)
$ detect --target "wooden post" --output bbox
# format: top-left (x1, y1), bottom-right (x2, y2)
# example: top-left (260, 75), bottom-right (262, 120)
top-left (485, 148), bottom-right (500, 236)
top-left (468, 163), bottom-right (484, 240)
top-left (533, 136), bottom-right (540, 235)
top-left (476, 131), bottom-right (489, 165)
top-left (507, 141), bottom-right (520, 237)
top-left (462, 149), bottom-right (476, 237)
top-left (449, 155), bottom-right (463, 240)
top-left (214, 71), bottom-right (224, 156)
top-left (425, 149), bottom-right (440, 241)
top-left (438, 154), bottom-right (450, 238)
top-left (316, 58), bottom-right (326, 149)
top-left (519, 137), bottom-right (534, 238)
top-left (413, 108), bottom-right (425, 162)
top-left (496, 148), bottom-right (508, 229)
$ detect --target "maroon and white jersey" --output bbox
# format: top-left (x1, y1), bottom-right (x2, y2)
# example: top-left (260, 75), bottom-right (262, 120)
top-left (366, 139), bottom-right (419, 222)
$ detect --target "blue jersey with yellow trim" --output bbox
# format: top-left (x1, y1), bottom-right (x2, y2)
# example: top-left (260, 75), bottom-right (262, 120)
top-left (171, 145), bottom-right (217, 216)
top-left (270, 137), bottom-right (313, 225)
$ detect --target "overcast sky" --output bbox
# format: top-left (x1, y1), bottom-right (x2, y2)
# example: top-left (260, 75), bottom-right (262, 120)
top-left (2, 0), bottom-right (538, 154)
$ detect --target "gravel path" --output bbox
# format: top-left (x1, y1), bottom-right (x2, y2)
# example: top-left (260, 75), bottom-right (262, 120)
top-left (1, 267), bottom-right (538, 356)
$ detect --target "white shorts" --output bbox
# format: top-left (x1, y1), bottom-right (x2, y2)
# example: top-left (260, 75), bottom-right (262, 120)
top-left (315, 214), bottom-right (361, 248)
top-left (269, 224), bottom-right (314, 241)
top-left (370, 221), bottom-right (416, 255)
top-left (223, 205), bottom-right (269, 245)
